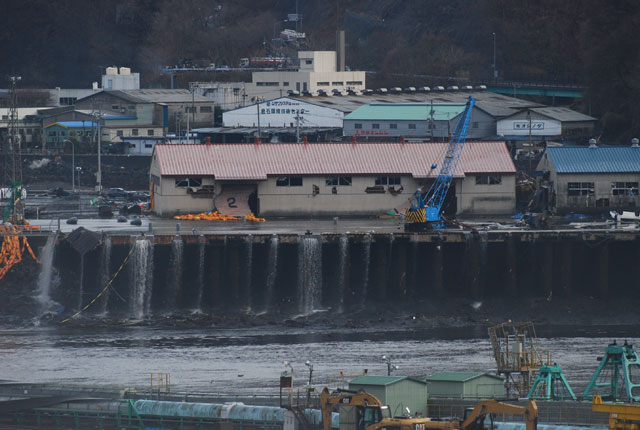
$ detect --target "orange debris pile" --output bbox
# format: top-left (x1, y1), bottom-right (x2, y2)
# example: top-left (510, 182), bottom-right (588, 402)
top-left (0, 223), bottom-right (41, 280)
top-left (173, 211), bottom-right (265, 222)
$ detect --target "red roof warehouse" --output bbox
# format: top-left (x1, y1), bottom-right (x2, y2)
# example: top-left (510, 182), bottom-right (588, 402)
top-left (150, 141), bottom-right (516, 217)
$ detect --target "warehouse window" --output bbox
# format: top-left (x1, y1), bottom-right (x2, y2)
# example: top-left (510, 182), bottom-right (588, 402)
top-left (472, 121), bottom-right (479, 128)
top-left (132, 129), bottom-right (139, 136)
top-left (612, 182), bottom-right (639, 196)
top-left (389, 123), bottom-right (397, 129)
top-left (276, 176), bottom-right (303, 186)
top-left (375, 176), bottom-right (401, 186)
top-left (326, 176), bottom-right (352, 186)
top-left (346, 81), bottom-right (363, 85)
top-left (332, 81), bottom-right (344, 86)
top-left (408, 124), bottom-right (416, 129)
top-left (175, 177), bottom-right (202, 187)
top-left (568, 182), bottom-right (594, 196)
top-left (317, 82), bottom-right (330, 86)
top-left (283, 81), bottom-right (289, 86)
top-left (200, 106), bottom-right (213, 113)
top-left (256, 82), bottom-right (279, 86)
top-left (476, 175), bottom-right (502, 185)
top-left (148, 129), bottom-right (154, 136)
top-left (354, 123), bottom-right (362, 129)
top-left (117, 130), bottom-right (123, 136)
top-left (372, 123), bottom-right (380, 129)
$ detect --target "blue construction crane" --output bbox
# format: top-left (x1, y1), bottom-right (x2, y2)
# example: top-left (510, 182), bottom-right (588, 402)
top-left (405, 96), bottom-right (475, 231)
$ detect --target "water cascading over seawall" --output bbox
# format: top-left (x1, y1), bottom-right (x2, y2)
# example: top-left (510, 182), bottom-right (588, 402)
top-left (23, 229), bottom-right (640, 321)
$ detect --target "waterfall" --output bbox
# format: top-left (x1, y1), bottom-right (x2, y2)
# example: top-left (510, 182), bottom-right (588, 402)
top-left (263, 235), bottom-right (279, 313)
top-left (360, 233), bottom-right (372, 306)
top-left (99, 236), bottom-right (112, 315)
top-left (77, 254), bottom-right (85, 311)
top-left (35, 234), bottom-right (57, 313)
top-left (297, 236), bottom-right (322, 315)
top-left (130, 239), bottom-right (153, 319)
top-left (243, 235), bottom-right (254, 312)
top-left (169, 238), bottom-right (184, 311)
top-left (337, 235), bottom-right (349, 313)
top-left (195, 238), bottom-right (205, 312)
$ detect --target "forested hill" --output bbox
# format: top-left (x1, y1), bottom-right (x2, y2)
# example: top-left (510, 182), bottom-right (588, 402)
top-left (1, 0), bottom-right (639, 140)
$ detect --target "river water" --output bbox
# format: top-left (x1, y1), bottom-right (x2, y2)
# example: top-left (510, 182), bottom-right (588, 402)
top-left (1, 325), bottom-right (638, 397)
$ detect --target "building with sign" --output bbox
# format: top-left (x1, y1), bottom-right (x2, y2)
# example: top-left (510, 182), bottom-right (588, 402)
top-left (497, 107), bottom-right (596, 142)
top-left (223, 97), bottom-right (344, 128)
top-left (149, 141), bottom-right (516, 217)
top-left (343, 102), bottom-right (495, 140)
top-left (244, 51), bottom-right (366, 101)
top-left (537, 143), bottom-right (640, 214)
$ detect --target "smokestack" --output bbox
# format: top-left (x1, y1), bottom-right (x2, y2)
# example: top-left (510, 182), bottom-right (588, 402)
top-left (336, 30), bottom-right (345, 72)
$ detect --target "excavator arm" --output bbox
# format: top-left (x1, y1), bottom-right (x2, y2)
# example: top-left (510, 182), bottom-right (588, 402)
top-left (461, 399), bottom-right (538, 430)
top-left (321, 387), bottom-right (383, 430)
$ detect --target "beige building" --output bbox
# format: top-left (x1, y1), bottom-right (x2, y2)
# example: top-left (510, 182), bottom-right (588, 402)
top-left (149, 141), bottom-right (515, 217)
top-left (246, 51), bottom-right (366, 101)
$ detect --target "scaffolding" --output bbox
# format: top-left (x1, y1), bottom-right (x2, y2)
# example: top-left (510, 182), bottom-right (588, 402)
top-left (489, 321), bottom-right (552, 398)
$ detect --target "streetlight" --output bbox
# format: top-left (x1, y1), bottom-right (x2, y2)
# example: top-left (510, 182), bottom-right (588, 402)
top-left (76, 166), bottom-right (82, 191)
top-left (93, 112), bottom-right (103, 194)
top-left (273, 19), bottom-right (289, 41)
top-left (382, 355), bottom-right (398, 376)
top-left (305, 360), bottom-right (313, 403)
top-left (492, 32), bottom-right (497, 81)
top-left (63, 139), bottom-right (75, 192)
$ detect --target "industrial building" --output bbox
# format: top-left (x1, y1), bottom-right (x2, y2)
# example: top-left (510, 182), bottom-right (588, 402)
top-left (348, 375), bottom-right (428, 417)
top-left (536, 143), bottom-right (640, 214)
top-left (425, 372), bottom-right (504, 399)
top-left (149, 141), bottom-right (516, 217)
top-left (497, 107), bottom-right (596, 143)
top-left (244, 51), bottom-right (366, 101)
top-left (343, 102), bottom-right (495, 140)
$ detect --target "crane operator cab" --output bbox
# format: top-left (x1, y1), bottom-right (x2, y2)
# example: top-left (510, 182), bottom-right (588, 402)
top-left (341, 404), bottom-right (391, 430)
top-left (463, 408), bottom-right (494, 430)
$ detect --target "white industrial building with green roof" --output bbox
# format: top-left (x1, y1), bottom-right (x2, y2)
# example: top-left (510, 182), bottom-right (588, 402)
top-left (348, 375), bottom-right (428, 417)
top-left (343, 102), bottom-right (496, 139)
top-left (425, 371), bottom-right (504, 399)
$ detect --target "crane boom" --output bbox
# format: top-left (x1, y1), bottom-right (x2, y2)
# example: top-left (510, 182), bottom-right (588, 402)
top-left (405, 96), bottom-right (475, 230)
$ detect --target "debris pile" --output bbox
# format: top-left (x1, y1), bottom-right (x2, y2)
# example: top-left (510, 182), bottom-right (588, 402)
top-left (0, 223), bottom-right (41, 280)
top-left (173, 210), bottom-right (265, 222)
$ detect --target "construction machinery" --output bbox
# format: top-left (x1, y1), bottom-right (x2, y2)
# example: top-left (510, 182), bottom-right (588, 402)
top-left (592, 395), bottom-right (640, 430)
top-left (488, 321), bottom-right (551, 398)
top-left (404, 96), bottom-right (474, 231)
top-left (583, 340), bottom-right (640, 402)
top-left (321, 387), bottom-right (538, 430)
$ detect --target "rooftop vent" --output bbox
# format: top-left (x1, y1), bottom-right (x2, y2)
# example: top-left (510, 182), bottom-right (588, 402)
top-left (632, 138), bottom-right (639, 147)
top-left (588, 138), bottom-right (597, 148)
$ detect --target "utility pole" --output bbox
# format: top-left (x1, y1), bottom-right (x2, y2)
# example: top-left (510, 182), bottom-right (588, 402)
top-left (492, 32), bottom-right (497, 81)
top-left (186, 103), bottom-right (190, 145)
top-left (8, 76), bottom-right (22, 184)
top-left (96, 112), bottom-right (102, 193)
top-left (527, 110), bottom-right (532, 171)
top-left (295, 109), bottom-right (301, 143)
top-left (257, 102), bottom-right (262, 141)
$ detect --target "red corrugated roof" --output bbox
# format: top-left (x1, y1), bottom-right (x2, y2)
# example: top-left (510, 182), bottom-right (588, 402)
top-left (154, 142), bottom-right (515, 179)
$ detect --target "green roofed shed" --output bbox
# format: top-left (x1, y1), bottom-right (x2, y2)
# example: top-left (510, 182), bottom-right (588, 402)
top-left (425, 372), bottom-right (504, 399)
top-left (348, 375), bottom-right (428, 417)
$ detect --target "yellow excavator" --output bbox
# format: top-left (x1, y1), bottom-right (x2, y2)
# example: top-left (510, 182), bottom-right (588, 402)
top-left (321, 387), bottom-right (538, 430)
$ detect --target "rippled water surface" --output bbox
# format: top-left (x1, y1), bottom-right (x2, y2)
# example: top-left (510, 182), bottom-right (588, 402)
top-left (1, 325), bottom-right (638, 396)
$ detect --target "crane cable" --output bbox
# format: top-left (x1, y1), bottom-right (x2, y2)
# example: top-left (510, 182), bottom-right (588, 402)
top-left (60, 242), bottom-right (136, 324)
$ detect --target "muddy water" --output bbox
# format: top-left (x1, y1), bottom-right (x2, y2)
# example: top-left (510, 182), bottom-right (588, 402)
top-left (0, 325), bottom-right (637, 396)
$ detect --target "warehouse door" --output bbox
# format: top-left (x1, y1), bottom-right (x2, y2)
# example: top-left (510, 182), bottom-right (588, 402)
top-left (215, 184), bottom-right (257, 216)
